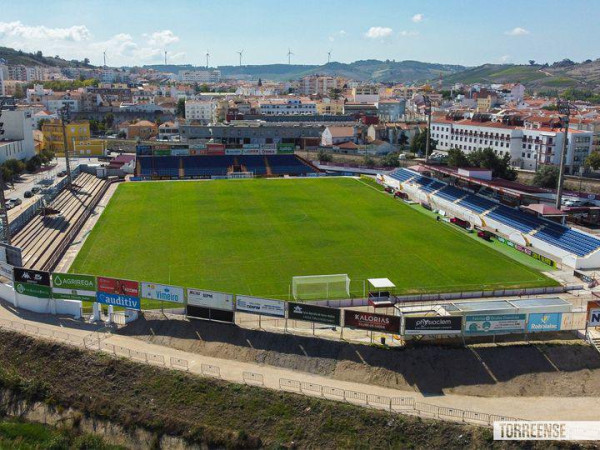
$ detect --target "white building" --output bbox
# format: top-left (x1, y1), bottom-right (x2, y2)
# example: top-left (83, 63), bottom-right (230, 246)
top-left (299, 75), bottom-right (337, 96)
top-left (431, 117), bottom-right (593, 174)
top-left (185, 100), bottom-right (217, 123)
top-left (258, 98), bottom-right (317, 115)
top-left (178, 69), bottom-right (221, 83)
top-left (0, 109), bottom-right (36, 162)
top-left (352, 85), bottom-right (379, 103)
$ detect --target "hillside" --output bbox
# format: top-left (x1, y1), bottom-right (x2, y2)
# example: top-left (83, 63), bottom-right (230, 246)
top-left (0, 46), bottom-right (94, 68)
top-left (145, 59), bottom-right (466, 83)
top-left (443, 59), bottom-right (600, 92)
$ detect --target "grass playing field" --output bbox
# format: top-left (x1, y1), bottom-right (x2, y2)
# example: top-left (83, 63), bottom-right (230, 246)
top-left (70, 177), bottom-right (557, 301)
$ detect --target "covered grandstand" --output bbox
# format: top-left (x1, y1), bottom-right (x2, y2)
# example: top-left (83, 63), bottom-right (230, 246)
top-left (383, 167), bottom-right (600, 269)
top-left (137, 154), bottom-right (320, 179)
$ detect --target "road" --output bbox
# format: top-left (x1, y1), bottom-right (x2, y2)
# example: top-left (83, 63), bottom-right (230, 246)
top-left (0, 299), bottom-right (598, 423)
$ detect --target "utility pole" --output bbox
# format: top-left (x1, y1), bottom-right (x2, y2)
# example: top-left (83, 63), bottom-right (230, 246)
top-left (555, 99), bottom-right (571, 209)
top-left (0, 99), bottom-right (11, 244)
top-left (58, 104), bottom-right (73, 187)
top-left (327, 50), bottom-right (331, 64)
top-left (423, 95), bottom-right (432, 162)
top-left (287, 48), bottom-right (293, 65)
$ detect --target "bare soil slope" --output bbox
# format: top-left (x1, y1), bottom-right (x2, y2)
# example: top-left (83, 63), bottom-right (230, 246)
top-left (119, 313), bottom-right (600, 397)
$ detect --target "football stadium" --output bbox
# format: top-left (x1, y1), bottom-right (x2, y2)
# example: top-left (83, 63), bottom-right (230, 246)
top-left (68, 175), bottom-right (556, 303)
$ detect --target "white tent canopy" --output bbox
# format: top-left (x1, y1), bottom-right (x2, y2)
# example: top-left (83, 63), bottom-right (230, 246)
top-left (367, 278), bottom-right (396, 290)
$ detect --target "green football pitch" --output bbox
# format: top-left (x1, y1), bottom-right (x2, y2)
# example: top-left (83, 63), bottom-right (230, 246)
top-left (70, 177), bottom-right (557, 301)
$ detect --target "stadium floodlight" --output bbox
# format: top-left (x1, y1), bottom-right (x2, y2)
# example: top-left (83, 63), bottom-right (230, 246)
top-left (292, 274), bottom-right (351, 300)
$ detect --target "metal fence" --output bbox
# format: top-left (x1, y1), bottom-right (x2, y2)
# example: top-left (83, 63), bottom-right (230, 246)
top-left (0, 316), bottom-right (527, 428)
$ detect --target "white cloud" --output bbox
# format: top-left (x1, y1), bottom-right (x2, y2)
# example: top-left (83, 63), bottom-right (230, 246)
top-left (144, 30), bottom-right (179, 47)
top-left (0, 21), bottom-right (91, 41)
top-left (399, 30), bottom-right (419, 37)
top-left (499, 55), bottom-right (511, 63)
top-left (505, 27), bottom-right (530, 36)
top-left (328, 29), bottom-right (347, 42)
top-left (412, 14), bottom-right (424, 23)
top-left (365, 27), bottom-right (393, 39)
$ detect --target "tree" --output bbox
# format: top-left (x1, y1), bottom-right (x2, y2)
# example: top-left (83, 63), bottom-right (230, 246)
top-left (446, 148), bottom-right (469, 168)
top-left (585, 152), bottom-right (600, 170)
top-left (83, 57), bottom-right (90, 65)
top-left (26, 155), bottom-right (42, 172)
top-left (533, 165), bottom-right (559, 188)
top-left (328, 88), bottom-right (342, 100)
top-left (467, 148), bottom-right (516, 180)
top-left (317, 149), bottom-right (332, 162)
top-left (104, 112), bottom-right (114, 129)
top-left (363, 155), bottom-right (375, 168)
top-left (257, 78), bottom-right (263, 87)
top-left (380, 152), bottom-right (400, 168)
top-left (410, 129), bottom-right (437, 156)
top-left (398, 132), bottom-right (409, 148)
top-left (3, 159), bottom-right (25, 179)
top-left (176, 98), bottom-right (186, 117)
top-left (529, 60), bottom-right (536, 66)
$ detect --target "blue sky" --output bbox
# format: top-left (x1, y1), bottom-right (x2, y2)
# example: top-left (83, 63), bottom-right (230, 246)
top-left (0, 0), bottom-right (598, 67)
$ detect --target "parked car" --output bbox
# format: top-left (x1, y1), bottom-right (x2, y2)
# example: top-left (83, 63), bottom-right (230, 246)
top-left (24, 191), bottom-right (33, 198)
top-left (4, 201), bottom-right (13, 210)
top-left (31, 186), bottom-right (41, 194)
top-left (57, 170), bottom-right (67, 177)
top-left (8, 198), bottom-right (22, 207)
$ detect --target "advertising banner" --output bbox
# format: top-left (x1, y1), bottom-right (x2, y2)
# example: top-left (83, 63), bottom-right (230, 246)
top-left (136, 145), bottom-right (152, 156)
top-left (97, 276), bottom-right (139, 297)
top-left (141, 282), bottom-right (184, 304)
top-left (96, 291), bottom-right (141, 310)
top-left (404, 316), bottom-right (463, 335)
top-left (242, 148), bottom-right (260, 155)
top-left (235, 295), bottom-right (285, 317)
top-left (186, 305), bottom-right (235, 323)
top-left (261, 148), bottom-right (277, 155)
top-left (277, 143), bottom-right (295, 154)
top-left (0, 261), bottom-right (13, 280)
top-left (225, 149), bottom-right (242, 155)
top-left (52, 273), bottom-right (96, 300)
top-left (187, 288), bottom-right (234, 311)
top-left (287, 302), bottom-right (341, 326)
top-left (170, 148), bottom-right (190, 156)
top-left (153, 149), bottom-right (171, 156)
top-left (344, 310), bottom-right (400, 333)
top-left (15, 282), bottom-right (52, 298)
top-left (464, 314), bottom-right (526, 335)
top-left (527, 313), bottom-right (562, 332)
top-left (189, 143), bottom-right (207, 150)
top-left (14, 268), bottom-right (50, 286)
top-left (589, 308), bottom-right (600, 327)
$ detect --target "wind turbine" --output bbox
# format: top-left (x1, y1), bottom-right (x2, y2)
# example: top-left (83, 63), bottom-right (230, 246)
top-left (164, 50), bottom-right (167, 65)
top-left (287, 48), bottom-right (294, 65)
top-left (236, 50), bottom-right (244, 67)
top-left (327, 50), bottom-right (332, 64)
top-left (103, 50), bottom-right (107, 68)
top-left (206, 50), bottom-right (210, 69)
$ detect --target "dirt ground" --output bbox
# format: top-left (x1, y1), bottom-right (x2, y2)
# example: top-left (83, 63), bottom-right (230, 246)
top-left (118, 312), bottom-right (600, 398)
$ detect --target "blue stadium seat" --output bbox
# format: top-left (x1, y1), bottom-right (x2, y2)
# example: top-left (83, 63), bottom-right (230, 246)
top-left (487, 205), bottom-right (546, 233)
top-left (458, 194), bottom-right (497, 214)
top-left (388, 168), bottom-right (416, 183)
top-left (534, 223), bottom-right (600, 257)
top-left (434, 186), bottom-right (468, 203)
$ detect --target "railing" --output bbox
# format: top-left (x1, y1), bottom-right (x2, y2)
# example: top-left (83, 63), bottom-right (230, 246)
top-left (0, 316), bottom-right (527, 428)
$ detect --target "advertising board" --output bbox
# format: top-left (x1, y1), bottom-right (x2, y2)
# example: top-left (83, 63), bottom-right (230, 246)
top-left (242, 148), bottom-right (260, 155)
top-left (135, 145), bottom-right (152, 156)
top-left (15, 282), bottom-right (51, 298)
top-left (527, 313), bottom-right (562, 332)
top-left (141, 282), bottom-right (185, 304)
top-left (497, 237), bottom-right (555, 267)
top-left (464, 314), bottom-right (526, 335)
top-left (235, 295), bottom-right (285, 317)
top-left (277, 143), bottom-right (295, 154)
top-left (589, 308), bottom-right (600, 327)
top-left (187, 288), bottom-right (234, 311)
top-left (225, 149), bottom-right (242, 155)
top-left (186, 305), bottom-right (235, 323)
top-left (243, 144), bottom-right (260, 149)
top-left (189, 144), bottom-right (207, 150)
top-left (261, 148), bottom-right (277, 155)
top-left (14, 268), bottom-right (50, 286)
top-left (344, 310), bottom-right (400, 333)
top-left (287, 302), bottom-right (341, 326)
top-left (97, 276), bottom-right (139, 297)
top-left (0, 261), bottom-right (13, 280)
top-left (403, 316), bottom-right (463, 335)
top-left (96, 291), bottom-right (141, 310)
top-left (52, 273), bottom-right (96, 300)
top-left (170, 148), bottom-right (190, 156)
top-left (153, 149), bottom-right (171, 156)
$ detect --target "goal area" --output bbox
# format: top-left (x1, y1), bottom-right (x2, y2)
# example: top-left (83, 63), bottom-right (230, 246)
top-left (292, 274), bottom-right (351, 300)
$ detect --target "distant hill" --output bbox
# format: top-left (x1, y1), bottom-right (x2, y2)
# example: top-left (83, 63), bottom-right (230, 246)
top-left (443, 60), bottom-right (600, 92)
top-left (145, 59), bottom-right (466, 84)
top-left (0, 46), bottom-right (94, 68)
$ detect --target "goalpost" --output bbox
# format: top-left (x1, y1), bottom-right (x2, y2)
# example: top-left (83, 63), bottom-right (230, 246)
top-left (292, 274), bottom-right (351, 300)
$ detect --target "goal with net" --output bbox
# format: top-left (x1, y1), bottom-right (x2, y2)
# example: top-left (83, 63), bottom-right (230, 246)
top-left (291, 274), bottom-right (351, 300)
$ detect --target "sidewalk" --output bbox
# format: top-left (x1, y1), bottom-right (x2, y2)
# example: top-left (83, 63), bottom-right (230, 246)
top-left (0, 300), bottom-right (599, 424)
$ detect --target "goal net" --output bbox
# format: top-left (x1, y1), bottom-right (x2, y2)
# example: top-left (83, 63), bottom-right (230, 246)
top-left (292, 274), bottom-right (351, 300)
